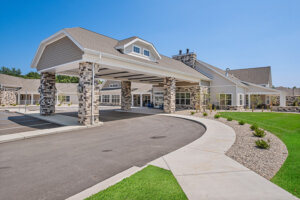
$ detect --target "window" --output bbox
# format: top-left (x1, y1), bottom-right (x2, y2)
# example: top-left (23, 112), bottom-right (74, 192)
top-left (58, 95), bottom-right (70, 103)
top-left (65, 96), bottom-right (70, 102)
top-left (239, 94), bottom-right (244, 106)
top-left (112, 95), bottom-right (120, 104)
top-left (219, 94), bottom-right (232, 106)
top-left (266, 96), bottom-right (270, 104)
top-left (109, 84), bottom-right (119, 88)
top-left (176, 92), bottom-right (191, 105)
top-left (144, 49), bottom-right (150, 56)
top-left (133, 46), bottom-right (140, 54)
top-left (102, 95), bottom-right (110, 103)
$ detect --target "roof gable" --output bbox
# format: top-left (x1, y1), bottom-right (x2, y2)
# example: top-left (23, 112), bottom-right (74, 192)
top-left (115, 36), bottom-right (161, 61)
top-left (229, 66), bottom-right (271, 86)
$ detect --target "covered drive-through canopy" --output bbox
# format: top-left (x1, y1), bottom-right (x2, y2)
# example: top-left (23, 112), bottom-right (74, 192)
top-left (31, 27), bottom-right (210, 84)
top-left (31, 27), bottom-right (211, 125)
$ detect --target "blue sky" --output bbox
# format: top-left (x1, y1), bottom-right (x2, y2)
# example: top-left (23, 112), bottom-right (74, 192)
top-left (0, 0), bottom-right (299, 87)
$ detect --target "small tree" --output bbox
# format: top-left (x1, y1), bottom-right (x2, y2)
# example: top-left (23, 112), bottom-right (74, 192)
top-left (58, 94), bottom-right (66, 104)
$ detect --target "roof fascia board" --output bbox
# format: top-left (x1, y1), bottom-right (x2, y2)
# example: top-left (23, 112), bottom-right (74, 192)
top-left (242, 81), bottom-right (280, 93)
top-left (38, 60), bottom-right (81, 73)
top-left (99, 51), bottom-right (210, 82)
top-left (99, 58), bottom-right (199, 83)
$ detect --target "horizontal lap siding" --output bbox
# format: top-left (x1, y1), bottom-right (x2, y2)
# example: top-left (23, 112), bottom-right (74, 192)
top-left (37, 37), bottom-right (83, 71)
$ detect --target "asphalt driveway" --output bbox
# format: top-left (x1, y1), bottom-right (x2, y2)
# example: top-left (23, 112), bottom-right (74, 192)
top-left (0, 111), bottom-right (205, 200)
top-left (0, 111), bottom-right (61, 135)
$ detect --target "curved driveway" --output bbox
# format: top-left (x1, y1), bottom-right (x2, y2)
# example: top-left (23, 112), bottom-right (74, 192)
top-left (0, 111), bottom-right (205, 200)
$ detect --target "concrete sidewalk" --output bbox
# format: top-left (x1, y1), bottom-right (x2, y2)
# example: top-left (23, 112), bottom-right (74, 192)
top-left (150, 114), bottom-right (298, 200)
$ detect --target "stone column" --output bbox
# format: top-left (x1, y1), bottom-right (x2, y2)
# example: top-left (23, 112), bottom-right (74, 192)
top-left (121, 81), bottom-right (131, 110)
top-left (39, 72), bottom-right (56, 115)
top-left (163, 77), bottom-right (176, 113)
top-left (78, 62), bottom-right (101, 125)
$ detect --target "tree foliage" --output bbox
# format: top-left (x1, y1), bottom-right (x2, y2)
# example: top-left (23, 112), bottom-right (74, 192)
top-left (0, 66), bottom-right (79, 83)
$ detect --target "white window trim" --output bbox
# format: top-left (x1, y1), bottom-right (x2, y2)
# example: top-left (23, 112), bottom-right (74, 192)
top-left (176, 92), bottom-right (191, 105)
top-left (143, 48), bottom-right (150, 57)
top-left (102, 95), bottom-right (110, 103)
top-left (218, 93), bottom-right (233, 106)
top-left (238, 93), bottom-right (244, 106)
top-left (133, 45), bottom-right (141, 54)
top-left (111, 95), bottom-right (120, 104)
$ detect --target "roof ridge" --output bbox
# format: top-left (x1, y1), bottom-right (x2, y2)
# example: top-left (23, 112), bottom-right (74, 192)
top-left (66, 27), bottom-right (120, 42)
top-left (230, 66), bottom-right (271, 71)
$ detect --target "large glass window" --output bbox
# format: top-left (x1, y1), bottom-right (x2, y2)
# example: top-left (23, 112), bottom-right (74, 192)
top-left (112, 95), bottom-right (120, 104)
top-left (219, 94), bottom-right (232, 106)
top-left (102, 95), bottom-right (110, 103)
top-left (176, 92), bottom-right (191, 105)
top-left (133, 46), bottom-right (140, 54)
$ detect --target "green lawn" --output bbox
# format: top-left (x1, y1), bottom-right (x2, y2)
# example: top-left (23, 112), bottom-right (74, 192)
top-left (220, 112), bottom-right (300, 197)
top-left (86, 165), bottom-right (187, 200)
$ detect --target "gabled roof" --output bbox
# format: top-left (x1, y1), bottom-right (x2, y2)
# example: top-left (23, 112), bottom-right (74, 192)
top-left (31, 27), bottom-right (211, 82)
top-left (229, 66), bottom-right (271, 86)
top-left (114, 36), bottom-right (161, 60)
top-left (195, 60), bottom-right (248, 88)
top-left (115, 36), bottom-right (138, 48)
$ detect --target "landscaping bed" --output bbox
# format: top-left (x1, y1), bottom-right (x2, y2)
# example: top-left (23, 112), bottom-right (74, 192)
top-left (211, 115), bottom-right (288, 180)
top-left (218, 112), bottom-right (300, 198)
top-left (175, 110), bottom-right (299, 197)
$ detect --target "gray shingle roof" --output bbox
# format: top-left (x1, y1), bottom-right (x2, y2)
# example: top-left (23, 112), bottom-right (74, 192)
top-left (64, 27), bottom-right (209, 80)
top-left (115, 36), bottom-right (138, 48)
top-left (228, 66), bottom-right (271, 85)
top-left (276, 86), bottom-right (300, 96)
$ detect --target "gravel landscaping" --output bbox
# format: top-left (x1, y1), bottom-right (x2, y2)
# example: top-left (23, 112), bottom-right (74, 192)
top-left (175, 110), bottom-right (288, 180)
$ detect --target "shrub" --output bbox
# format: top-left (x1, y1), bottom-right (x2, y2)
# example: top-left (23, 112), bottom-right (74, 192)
top-left (68, 103), bottom-right (71, 106)
top-left (190, 111), bottom-right (195, 115)
top-left (255, 139), bottom-right (270, 149)
top-left (203, 112), bottom-right (208, 117)
top-left (214, 113), bottom-right (220, 119)
top-left (239, 120), bottom-right (245, 125)
top-left (1, 104), bottom-right (5, 107)
top-left (12, 104), bottom-right (17, 106)
top-left (250, 124), bottom-right (258, 131)
top-left (227, 117), bottom-right (233, 121)
top-left (58, 104), bottom-right (62, 106)
top-left (253, 128), bottom-right (266, 137)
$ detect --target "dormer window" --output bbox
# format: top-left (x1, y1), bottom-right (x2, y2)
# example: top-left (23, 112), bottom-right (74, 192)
top-left (133, 46), bottom-right (140, 54)
top-left (144, 49), bottom-right (150, 57)
top-left (115, 37), bottom-right (161, 61)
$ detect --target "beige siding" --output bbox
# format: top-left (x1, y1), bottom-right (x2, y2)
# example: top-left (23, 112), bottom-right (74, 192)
top-left (37, 36), bottom-right (83, 71)
top-left (124, 41), bottom-right (156, 61)
top-left (194, 62), bottom-right (240, 106)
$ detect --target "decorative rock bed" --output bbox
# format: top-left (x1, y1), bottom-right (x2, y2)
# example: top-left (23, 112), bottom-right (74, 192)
top-left (175, 110), bottom-right (288, 180)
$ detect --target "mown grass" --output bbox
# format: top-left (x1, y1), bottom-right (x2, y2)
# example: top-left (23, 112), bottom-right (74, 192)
top-left (86, 165), bottom-right (187, 200)
top-left (220, 112), bottom-right (300, 197)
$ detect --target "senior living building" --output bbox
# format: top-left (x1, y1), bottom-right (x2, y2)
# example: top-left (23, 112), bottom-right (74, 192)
top-left (0, 74), bottom-right (78, 105)
top-left (14, 27), bottom-right (285, 125)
